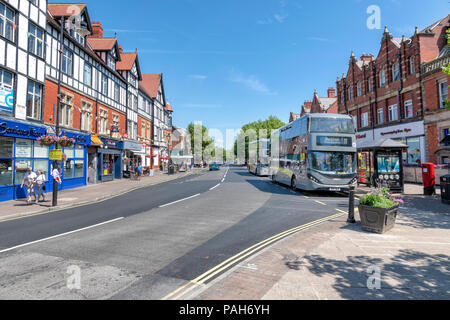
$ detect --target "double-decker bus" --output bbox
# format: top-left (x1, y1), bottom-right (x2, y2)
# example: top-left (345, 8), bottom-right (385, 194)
top-left (270, 114), bottom-right (358, 192)
top-left (248, 139), bottom-right (270, 176)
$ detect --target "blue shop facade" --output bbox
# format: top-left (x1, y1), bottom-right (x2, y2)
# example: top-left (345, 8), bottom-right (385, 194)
top-left (0, 117), bottom-right (91, 202)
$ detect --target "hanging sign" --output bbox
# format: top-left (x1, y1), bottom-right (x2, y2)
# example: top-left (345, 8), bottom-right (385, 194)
top-left (49, 149), bottom-right (63, 161)
top-left (0, 87), bottom-right (14, 114)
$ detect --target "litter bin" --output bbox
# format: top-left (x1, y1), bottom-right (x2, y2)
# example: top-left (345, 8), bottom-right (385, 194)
top-left (441, 174), bottom-right (450, 205)
top-left (168, 165), bottom-right (175, 175)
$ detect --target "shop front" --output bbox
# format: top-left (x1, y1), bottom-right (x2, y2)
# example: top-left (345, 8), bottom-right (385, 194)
top-left (356, 120), bottom-right (426, 166)
top-left (59, 130), bottom-right (91, 191)
top-left (0, 118), bottom-right (48, 202)
top-left (123, 140), bottom-right (143, 177)
top-left (97, 138), bottom-right (123, 183)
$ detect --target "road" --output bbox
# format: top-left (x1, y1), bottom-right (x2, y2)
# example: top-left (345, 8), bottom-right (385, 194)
top-left (0, 166), bottom-right (349, 300)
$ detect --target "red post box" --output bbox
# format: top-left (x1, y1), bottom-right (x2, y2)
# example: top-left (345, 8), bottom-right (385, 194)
top-left (422, 163), bottom-right (436, 196)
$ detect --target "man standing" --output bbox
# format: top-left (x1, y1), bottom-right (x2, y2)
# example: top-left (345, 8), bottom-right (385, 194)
top-left (21, 168), bottom-right (37, 205)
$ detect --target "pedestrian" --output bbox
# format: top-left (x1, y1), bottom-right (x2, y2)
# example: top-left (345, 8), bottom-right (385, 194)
top-left (137, 163), bottom-right (143, 181)
top-left (20, 167), bottom-right (37, 205)
top-left (36, 170), bottom-right (47, 203)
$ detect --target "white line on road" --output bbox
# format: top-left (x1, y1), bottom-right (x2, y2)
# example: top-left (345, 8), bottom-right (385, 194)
top-left (159, 194), bottom-right (201, 208)
top-left (0, 217), bottom-right (125, 254)
top-left (210, 184), bottom-right (221, 191)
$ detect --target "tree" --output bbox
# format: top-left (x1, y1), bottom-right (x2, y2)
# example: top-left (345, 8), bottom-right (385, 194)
top-left (187, 122), bottom-right (214, 163)
top-left (233, 116), bottom-right (285, 162)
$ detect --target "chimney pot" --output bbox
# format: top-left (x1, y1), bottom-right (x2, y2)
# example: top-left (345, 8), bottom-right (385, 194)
top-left (89, 21), bottom-right (103, 39)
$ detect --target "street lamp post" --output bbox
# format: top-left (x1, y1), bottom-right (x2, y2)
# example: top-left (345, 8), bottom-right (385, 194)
top-left (52, 16), bottom-right (65, 207)
top-left (52, 16), bottom-right (90, 207)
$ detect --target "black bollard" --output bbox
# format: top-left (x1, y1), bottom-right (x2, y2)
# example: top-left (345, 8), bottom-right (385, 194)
top-left (348, 185), bottom-right (356, 224)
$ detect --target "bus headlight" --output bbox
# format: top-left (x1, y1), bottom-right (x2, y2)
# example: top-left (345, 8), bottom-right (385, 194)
top-left (308, 174), bottom-right (321, 184)
top-left (384, 175), bottom-right (389, 180)
top-left (379, 175), bottom-right (384, 180)
top-left (395, 174), bottom-right (400, 180)
top-left (390, 175), bottom-right (394, 180)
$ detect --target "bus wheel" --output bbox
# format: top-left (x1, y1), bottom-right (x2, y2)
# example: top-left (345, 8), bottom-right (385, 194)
top-left (291, 176), bottom-right (297, 191)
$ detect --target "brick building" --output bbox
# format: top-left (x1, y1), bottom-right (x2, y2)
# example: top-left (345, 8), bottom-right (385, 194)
top-left (310, 88), bottom-right (338, 114)
top-left (336, 15), bottom-right (449, 166)
top-left (422, 39), bottom-right (450, 164)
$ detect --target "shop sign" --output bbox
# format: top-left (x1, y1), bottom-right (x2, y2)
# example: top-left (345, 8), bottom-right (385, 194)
top-left (62, 131), bottom-right (89, 145)
top-left (123, 141), bottom-right (143, 152)
top-left (49, 149), bottom-right (63, 161)
top-left (375, 121), bottom-right (424, 140)
top-left (0, 87), bottom-right (14, 115)
top-left (101, 138), bottom-right (122, 149)
top-left (0, 119), bottom-right (46, 138)
top-left (15, 105), bottom-right (27, 120)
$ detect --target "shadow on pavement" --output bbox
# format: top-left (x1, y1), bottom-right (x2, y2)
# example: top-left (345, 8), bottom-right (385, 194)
top-left (293, 249), bottom-right (450, 300)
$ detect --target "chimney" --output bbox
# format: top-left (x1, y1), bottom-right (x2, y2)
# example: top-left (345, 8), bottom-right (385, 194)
top-left (89, 21), bottom-right (103, 39)
top-left (327, 87), bottom-right (336, 98)
top-left (360, 53), bottom-right (373, 62)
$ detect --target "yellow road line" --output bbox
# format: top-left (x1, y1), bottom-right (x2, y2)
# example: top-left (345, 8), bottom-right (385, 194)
top-left (315, 200), bottom-right (327, 206)
top-left (162, 211), bottom-right (346, 300)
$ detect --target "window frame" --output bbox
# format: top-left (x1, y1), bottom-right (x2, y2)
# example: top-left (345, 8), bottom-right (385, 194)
top-left (0, 3), bottom-right (16, 43)
top-left (26, 80), bottom-right (43, 120)
top-left (388, 104), bottom-right (399, 122)
top-left (439, 80), bottom-right (448, 109)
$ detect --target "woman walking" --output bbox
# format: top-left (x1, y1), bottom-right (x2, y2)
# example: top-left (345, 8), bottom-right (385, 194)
top-left (36, 170), bottom-right (47, 203)
top-left (20, 168), bottom-right (37, 205)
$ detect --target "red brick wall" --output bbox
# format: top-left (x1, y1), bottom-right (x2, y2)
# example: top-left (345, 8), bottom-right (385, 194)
top-left (44, 79), bottom-right (126, 137)
top-left (426, 123), bottom-right (439, 164)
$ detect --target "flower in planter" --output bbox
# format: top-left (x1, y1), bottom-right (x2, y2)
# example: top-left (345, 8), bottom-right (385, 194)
top-left (360, 187), bottom-right (402, 209)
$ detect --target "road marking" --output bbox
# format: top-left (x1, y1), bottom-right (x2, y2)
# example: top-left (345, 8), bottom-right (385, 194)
top-left (209, 184), bottom-right (221, 191)
top-left (0, 217), bottom-right (124, 254)
top-left (159, 194), bottom-right (201, 208)
top-left (315, 200), bottom-right (328, 206)
top-left (162, 212), bottom-right (346, 300)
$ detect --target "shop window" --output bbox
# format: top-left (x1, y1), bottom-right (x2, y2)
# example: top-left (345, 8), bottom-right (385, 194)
top-left (406, 137), bottom-right (421, 165)
top-left (442, 156), bottom-right (449, 165)
top-left (14, 159), bottom-right (32, 185)
top-left (0, 136), bottom-right (13, 157)
top-left (34, 143), bottom-right (48, 158)
top-left (75, 144), bottom-right (84, 158)
top-left (15, 139), bottom-right (32, 158)
top-left (75, 160), bottom-right (84, 178)
top-left (64, 159), bottom-right (74, 179)
top-left (0, 158), bottom-right (13, 186)
top-left (103, 154), bottom-right (113, 175)
top-left (34, 159), bottom-right (48, 179)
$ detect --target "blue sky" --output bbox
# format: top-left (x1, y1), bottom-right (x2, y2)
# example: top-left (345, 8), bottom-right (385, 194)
top-left (60, 0), bottom-right (448, 149)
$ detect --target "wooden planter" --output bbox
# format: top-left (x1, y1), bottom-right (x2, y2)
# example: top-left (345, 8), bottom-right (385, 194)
top-left (359, 204), bottom-right (399, 234)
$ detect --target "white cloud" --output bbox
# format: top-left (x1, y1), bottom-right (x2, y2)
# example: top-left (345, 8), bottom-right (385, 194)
top-left (189, 74), bottom-right (208, 80)
top-left (274, 14), bottom-right (288, 23)
top-left (230, 70), bottom-right (277, 95)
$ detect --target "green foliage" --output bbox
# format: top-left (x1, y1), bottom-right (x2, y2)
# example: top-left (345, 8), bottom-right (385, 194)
top-left (233, 116), bottom-right (286, 159)
top-left (187, 122), bottom-right (214, 155)
top-left (360, 187), bottom-right (398, 209)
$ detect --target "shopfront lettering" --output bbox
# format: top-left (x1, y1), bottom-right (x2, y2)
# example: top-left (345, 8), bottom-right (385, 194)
top-left (0, 122), bottom-right (45, 138)
top-left (356, 133), bottom-right (367, 140)
top-left (380, 128), bottom-right (413, 137)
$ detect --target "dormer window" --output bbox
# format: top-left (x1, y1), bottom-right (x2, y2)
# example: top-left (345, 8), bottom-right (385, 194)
top-left (75, 32), bottom-right (85, 46)
top-left (108, 55), bottom-right (116, 71)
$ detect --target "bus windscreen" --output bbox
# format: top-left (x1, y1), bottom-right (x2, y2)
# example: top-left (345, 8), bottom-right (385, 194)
top-left (310, 118), bottom-right (355, 134)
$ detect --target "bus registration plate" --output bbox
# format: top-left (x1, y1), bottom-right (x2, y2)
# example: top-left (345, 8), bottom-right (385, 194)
top-left (329, 188), bottom-right (341, 192)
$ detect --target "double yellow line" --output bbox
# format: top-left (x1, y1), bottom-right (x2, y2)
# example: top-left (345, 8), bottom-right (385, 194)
top-left (161, 211), bottom-right (347, 300)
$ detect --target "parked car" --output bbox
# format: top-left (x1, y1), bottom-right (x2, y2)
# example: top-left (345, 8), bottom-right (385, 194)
top-left (209, 163), bottom-right (220, 171)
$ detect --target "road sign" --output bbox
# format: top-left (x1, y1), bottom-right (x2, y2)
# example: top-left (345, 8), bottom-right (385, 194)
top-left (49, 149), bottom-right (63, 161)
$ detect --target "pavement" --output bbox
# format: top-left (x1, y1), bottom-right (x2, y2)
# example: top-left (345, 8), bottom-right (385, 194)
top-left (0, 166), bottom-right (448, 300)
top-left (193, 184), bottom-right (450, 300)
top-left (0, 168), bottom-right (205, 223)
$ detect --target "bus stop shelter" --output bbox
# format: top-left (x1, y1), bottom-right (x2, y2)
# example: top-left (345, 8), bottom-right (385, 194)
top-left (357, 138), bottom-right (408, 192)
